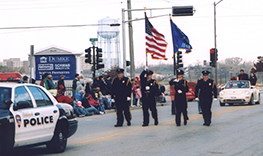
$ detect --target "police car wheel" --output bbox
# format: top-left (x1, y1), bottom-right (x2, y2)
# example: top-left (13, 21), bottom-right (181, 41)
top-left (46, 124), bottom-right (67, 153)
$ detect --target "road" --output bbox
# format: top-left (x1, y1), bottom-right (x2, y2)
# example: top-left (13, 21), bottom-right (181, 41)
top-left (11, 95), bottom-right (263, 156)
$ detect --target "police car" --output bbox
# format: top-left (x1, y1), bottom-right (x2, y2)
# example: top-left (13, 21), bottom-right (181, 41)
top-left (0, 80), bottom-right (78, 154)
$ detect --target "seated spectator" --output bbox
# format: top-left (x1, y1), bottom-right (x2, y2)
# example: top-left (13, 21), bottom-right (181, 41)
top-left (71, 96), bottom-right (83, 117)
top-left (81, 94), bottom-right (104, 115)
top-left (56, 89), bottom-right (72, 104)
top-left (95, 89), bottom-right (111, 109)
top-left (75, 90), bottom-right (85, 101)
top-left (75, 101), bottom-right (92, 117)
top-left (87, 94), bottom-right (106, 113)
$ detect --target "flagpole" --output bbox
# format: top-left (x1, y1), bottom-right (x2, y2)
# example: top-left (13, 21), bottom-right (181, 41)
top-left (144, 7), bottom-right (148, 67)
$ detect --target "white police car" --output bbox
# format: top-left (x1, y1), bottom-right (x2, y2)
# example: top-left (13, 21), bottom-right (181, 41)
top-left (0, 82), bottom-right (78, 154)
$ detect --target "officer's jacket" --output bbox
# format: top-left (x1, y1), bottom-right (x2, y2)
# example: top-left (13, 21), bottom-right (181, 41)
top-left (140, 70), bottom-right (160, 98)
top-left (111, 76), bottom-right (132, 99)
top-left (174, 79), bottom-right (189, 97)
top-left (195, 78), bottom-right (217, 98)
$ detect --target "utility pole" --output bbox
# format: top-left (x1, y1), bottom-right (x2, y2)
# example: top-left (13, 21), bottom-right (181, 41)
top-left (214, 0), bottom-right (223, 85)
top-left (29, 45), bottom-right (34, 83)
top-left (122, 9), bottom-right (127, 75)
top-left (127, 0), bottom-right (135, 79)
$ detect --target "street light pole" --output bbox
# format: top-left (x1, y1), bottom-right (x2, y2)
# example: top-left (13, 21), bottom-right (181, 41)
top-left (127, 0), bottom-right (135, 79)
top-left (214, 0), bottom-right (223, 85)
top-left (122, 8), bottom-right (127, 75)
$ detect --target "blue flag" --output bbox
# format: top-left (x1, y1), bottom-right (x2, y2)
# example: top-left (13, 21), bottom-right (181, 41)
top-left (170, 19), bottom-right (192, 54)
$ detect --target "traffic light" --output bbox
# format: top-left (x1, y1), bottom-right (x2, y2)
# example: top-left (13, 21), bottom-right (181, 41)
top-left (85, 47), bottom-right (92, 64)
top-left (96, 47), bottom-right (104, 70)
top-left (176, 51), bottom-right (183, 68)
top-left (210, 48), bottom-right (218, 62)
top-left (172, 6), bottom-right (194, 16)
top-left (210, 48), bottom-right (218, 67)
top-left (126, 60), bottom-right (130, 67)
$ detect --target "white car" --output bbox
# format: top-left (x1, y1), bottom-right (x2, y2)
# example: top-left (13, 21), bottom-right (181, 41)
top-left (219, 80), bottom-right (260, 106)
top-left (0, 82), bottom-right (78, 154)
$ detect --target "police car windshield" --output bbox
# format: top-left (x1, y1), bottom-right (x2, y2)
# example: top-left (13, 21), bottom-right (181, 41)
top-left (225, 81), bottom-right (249, 89)
top-left (0, 87), bottom-right (11, 109)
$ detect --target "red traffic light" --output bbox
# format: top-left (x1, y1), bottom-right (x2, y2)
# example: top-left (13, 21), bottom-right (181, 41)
top-left (210, 48), bottom-right (215, 53)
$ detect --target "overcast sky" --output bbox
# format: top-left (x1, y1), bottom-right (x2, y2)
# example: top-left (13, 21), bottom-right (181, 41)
top-left (0, 0), bottom-right (262, 67)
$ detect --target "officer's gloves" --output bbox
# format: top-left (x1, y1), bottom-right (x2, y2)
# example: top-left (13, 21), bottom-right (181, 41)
top-left (173, 79), bottom-right (179, 82)
top-left (111, 99), bottom-right (115, 103)
top-left (195, 98), bottom-right (217, 101)
top-left (127, 97), bottom-right (131, 101)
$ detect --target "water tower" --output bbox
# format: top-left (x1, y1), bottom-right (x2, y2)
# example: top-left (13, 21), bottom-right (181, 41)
top-left (97, 17), bottom-right (121, 70)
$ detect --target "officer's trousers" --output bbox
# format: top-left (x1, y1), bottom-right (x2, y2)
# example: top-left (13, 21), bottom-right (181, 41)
top-left (171, 100), bottom-right (175, 115)
top-left (142, 97), bottom-right (158, 125)
top-left (199, 96), bottom-right (213, 124)
top-left (115, 99), bottom-right (131, 126)
top-left (175, 103), bottom-right (188, 126)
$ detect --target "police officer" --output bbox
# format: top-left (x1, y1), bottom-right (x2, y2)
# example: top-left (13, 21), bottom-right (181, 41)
top-left (195, 70), bottom-right (217, 126)
top-left (173, 69), bottom-right (189, 126)
top-left (140, 68), bottom-right (160, 126)
top-left (111, 68), bottom-right (132, 127)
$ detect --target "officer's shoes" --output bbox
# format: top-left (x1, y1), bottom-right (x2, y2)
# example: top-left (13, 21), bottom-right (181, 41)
top-left (142, 124), bottom-right (148, 127)
top-left (203, 123), bottom-right (211, 126)
top-left (114, 124), bottom-right (122, 127)
top-left (127, 122), bottom-right (131, 126)
top-left (154, 120), bottom-right (158, 126)
top-left (184, 121), bottom-right (187, 125)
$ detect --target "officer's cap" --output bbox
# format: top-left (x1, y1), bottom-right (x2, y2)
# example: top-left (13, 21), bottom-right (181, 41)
top-left (116, 68), bottom-right (124, 74)
top-left (146, 70), bottom-right (154, 75)
top-left (202, 70), bottom-right (210, 76)
top-left (177, 69), bottom-right (184, 75)
top-left (23, 75), bottom-right (28, 81)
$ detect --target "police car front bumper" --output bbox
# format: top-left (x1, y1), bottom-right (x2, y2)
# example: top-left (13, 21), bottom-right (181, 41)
top-left (67, 118), bottom-right (78, 138)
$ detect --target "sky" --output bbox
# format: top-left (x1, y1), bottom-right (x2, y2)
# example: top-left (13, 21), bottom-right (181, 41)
top-left (0, 0), bottom-right (262, 67)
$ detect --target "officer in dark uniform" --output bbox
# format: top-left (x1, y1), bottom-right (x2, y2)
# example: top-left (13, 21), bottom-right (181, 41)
top-left (111, 68), bottom-right (132, 127)
top-left (140, 68), bottom-right (160, 126)
top-left (173, 69), bottom-right (189, 126)
top-left (195, 70), bottom-right (217, 126)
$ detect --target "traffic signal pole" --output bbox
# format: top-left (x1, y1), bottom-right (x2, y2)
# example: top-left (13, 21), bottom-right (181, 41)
top-left (214, 1), bottom-right (218, 85)
top-left (214, 0), bottom-right (223, 85)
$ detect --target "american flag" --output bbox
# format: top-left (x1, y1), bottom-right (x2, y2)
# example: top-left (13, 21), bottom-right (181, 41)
top-left (145, 13), bottom-right (168, 60)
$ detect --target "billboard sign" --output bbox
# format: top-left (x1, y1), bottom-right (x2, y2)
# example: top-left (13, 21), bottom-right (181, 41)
top-left (35, 55), bottom-right (76, 80)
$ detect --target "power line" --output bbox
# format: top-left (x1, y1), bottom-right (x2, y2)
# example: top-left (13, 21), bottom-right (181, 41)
top-left (0, 23), bottom-right (120, 30)
top-left (0, 0), bottom-right (125, 10)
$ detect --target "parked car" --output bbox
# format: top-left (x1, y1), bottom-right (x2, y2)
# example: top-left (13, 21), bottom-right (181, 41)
top-left (219, 80), bottom-right (260, 106)
top-left (0, 80), bottom-right (78, 155)
top-left (186, 82), bottom-right (197, 101)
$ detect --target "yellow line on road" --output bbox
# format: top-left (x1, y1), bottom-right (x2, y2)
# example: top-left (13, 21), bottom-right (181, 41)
top-left (81, 133), bottom-right (122, 144)
top-left (163, 106), bottom-right (249, 125)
